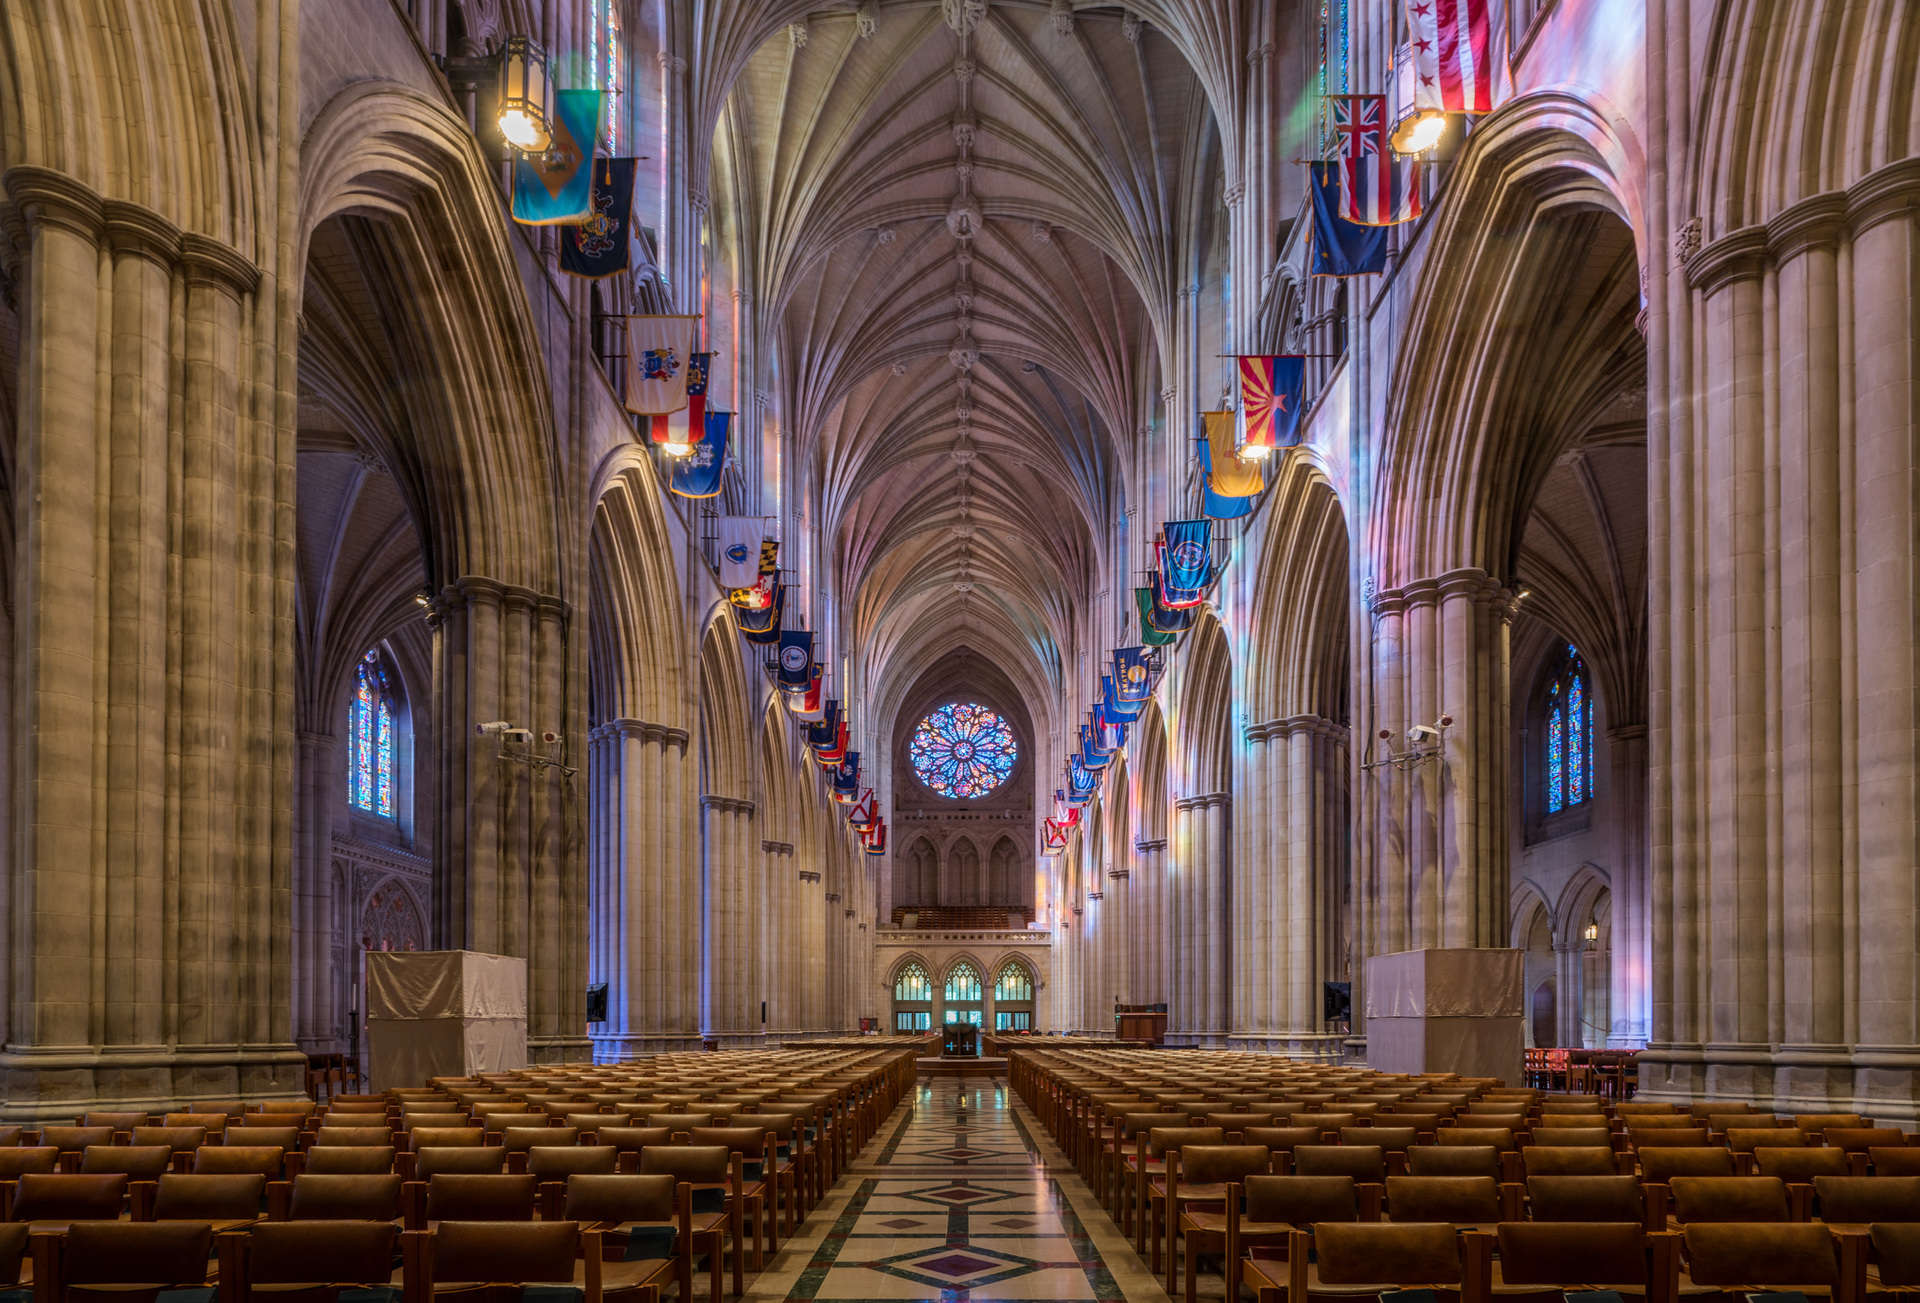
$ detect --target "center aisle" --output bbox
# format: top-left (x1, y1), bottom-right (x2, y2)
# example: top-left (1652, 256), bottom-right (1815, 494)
top-left (744, 1074), bottom-right (1172, 1302)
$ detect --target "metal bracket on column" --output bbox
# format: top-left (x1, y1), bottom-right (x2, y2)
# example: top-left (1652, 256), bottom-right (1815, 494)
top-left (1359, 715), bottom-right (1453, 773)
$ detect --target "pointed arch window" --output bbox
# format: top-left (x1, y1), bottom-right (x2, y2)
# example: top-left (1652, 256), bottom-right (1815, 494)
top-left (349, 650), bottom-right (397, 817)
top-left (1542, 644), bottom-right (1593, 815)
top-left (943, 961), bottom-right (984, 1026)
top-left (993, 960), bottom-right (1035, 1032)
top-left (893, 960), bottom-right (933, 1033)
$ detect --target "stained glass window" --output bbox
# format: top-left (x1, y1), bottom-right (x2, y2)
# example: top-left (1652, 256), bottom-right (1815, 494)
top-left (909, 702), bottom-right (1017, 799)
top-left (893, 961), bottom-right (932, 1033)
top-left (943, 960), bottom-right (984, 1026)
top-left (349, 650), bottom-right (396, 817)
top-left (1543, 644), bottom-right (1592, 815)
top-left (993, 960), bottom-right (1035, 1031)
top-left (590, 0), bottom-right (624, 152)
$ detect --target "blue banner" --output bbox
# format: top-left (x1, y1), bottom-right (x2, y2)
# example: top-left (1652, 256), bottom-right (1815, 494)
top-left (669, 411), bottom-right (729, 498)
top-left (511, 90), bottom-right (604, 225)
top-left (776, 629), bottom-right (814, 692)
top-left (738, 585), bottom-right (783, 644)
top-left (1310, 160), bottom-right (1388, 276)
top-left (1162, 519), bottom-right (1213, 592)
top-left (559, 156), bottom-right (636, 277)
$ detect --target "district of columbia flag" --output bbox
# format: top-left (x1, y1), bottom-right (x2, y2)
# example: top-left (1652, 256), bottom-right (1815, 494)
top-left (1332, 96), bottom-right (1422, 226)
top-left (1406, 0), bottom-right (1492, 114)
top-left (717, 517), bottom-right (763, 588)
top-left (624, 315), bottom-right (700, 416)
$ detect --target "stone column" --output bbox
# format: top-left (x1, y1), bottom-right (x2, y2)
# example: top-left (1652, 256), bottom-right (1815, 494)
top-left (1643, 168), bottom-right (1920, 1117)
top-left (798, 869), bottom-right (826, 1034)
top-left (1232, 717), bottom-right (1349, 1057)
top-left (1168, 794), bottom-right (1229, 1045)
top-left (701, 795), bottom-right (756, 1044)
top-left (1085, 891), bottom-right (1108, 1034)
top-left (431, 581), bottom-right (584, 1063)
top-left (0, 169), bottom-right (305, 1115)
top-left (1606, 725), bottom-right (1651, 1046)
top-left (758, 841), bottom-right (796, 1038)
top-left (1104, 868), bottom-right (1132, 1007)
top-left (293, 731), bottom-right (342, 1051)
top-left (587, 719), bottom-right (699, 1058)
top-left (1133, 838), bottom-right (1168, 1007)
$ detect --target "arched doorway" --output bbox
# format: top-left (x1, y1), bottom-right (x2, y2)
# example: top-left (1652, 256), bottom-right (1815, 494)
top-left (943, 960), bottom-right (984, 1027)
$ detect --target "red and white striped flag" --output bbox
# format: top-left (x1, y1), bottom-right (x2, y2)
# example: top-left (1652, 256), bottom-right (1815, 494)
top-left (1406, 0), bottom-right (1492, 115)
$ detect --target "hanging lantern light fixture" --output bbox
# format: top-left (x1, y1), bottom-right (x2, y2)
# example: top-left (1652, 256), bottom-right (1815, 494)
top-left (497, 35), bottom-right (554, 153)
top-left (1389, 42), bottom-right (1447, 156)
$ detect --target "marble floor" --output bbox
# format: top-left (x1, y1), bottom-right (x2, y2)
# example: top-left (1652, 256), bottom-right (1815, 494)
top-left (742, 1075), bottom-right (1173, 1302)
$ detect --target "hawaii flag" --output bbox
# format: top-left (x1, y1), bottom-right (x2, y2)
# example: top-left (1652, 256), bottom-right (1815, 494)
top-left (625, 315), bottom-right (700, 416)
top-left (1333, 96), bottom-right (1422, 226)
top-left (1406, 0), bottom-right (1492, 114)
top-left (1238, 355), bottom-right (1307, 456)
top-left (717, 518), bottom-right (762, 588)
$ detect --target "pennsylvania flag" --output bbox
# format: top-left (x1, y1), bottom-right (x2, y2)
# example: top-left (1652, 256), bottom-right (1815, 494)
top-left (1200, 410), bottom-right (1264, 519)
top-left (511, 89), bottom-right (603, 225)
top-left (669, 411), bottom-right (728, 498)
top-left (1238, 355), bottom-right (1307, 456)
top-left (560, 156), bottom-right (636, 277)
top-left (1309, 161), bottom-right (1389, 276)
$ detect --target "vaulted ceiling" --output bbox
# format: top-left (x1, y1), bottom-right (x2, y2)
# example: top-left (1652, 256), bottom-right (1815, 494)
top-left (711, 2), bottom-right (1218, 750)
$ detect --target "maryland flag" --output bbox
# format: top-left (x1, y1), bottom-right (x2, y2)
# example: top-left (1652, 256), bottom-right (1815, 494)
top-left (1238, 355), bottom-right (1307, 457)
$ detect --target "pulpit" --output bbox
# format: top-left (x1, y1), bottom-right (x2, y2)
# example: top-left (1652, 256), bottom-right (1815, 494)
top-left (942, 1022), bottom-right (979, 1057)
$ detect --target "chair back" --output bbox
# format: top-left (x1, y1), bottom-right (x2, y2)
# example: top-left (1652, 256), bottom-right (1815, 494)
top-left (1810, 1175), bottom-right (1920, 1224)
top-left (1497, 1222), bottom-right (1647, 1283)
top-left (0, 1148), bottom-right (58, 1178)
top-left (429, 1220), bottom-right (580, 1283)
top-left (639, 1145), bottom-right (731, 1183)
top-left (246, 1220), bottom-right (399, 1284)
top-left (60, 1221), bottom-right (212, 1286)
top-left (528, 1146), bottom-right (619, 1179)
top-left (312, 1126), bottom-right (392, 1148)
top-left (1146, 1126), bottom-right (1226, 1159)
top-left (1871, 1224), bottom-right (1920, 1287)
top-left (416, 1146), bottom-right (506, 1176)
top-left (1242, 1174), bottom-right (1358, 1225)
top-left (193, 1144), bottom-right (285, 1177)
top-left (564, 1172), bottom-right (677, 1222)
top-left (289, 1173), bottom-right (403, 1220)
top-left (1522, 1147), bottom-right (1617, 1177)
top-left (131, 1126), bottom-right (206, 1155)
top-left (1669, 1175), bottom-right (1789, 1223)
top-left (8, 1172), bottom-right (126, 1220)
top-left (1527, 1126), bottom-right (1612, 1148)
top-left (425, 1173), bottom-right (536, 1221)
top-left (1753, 1147), bottom-right (1850, 1181)
top-left (304, 1146), bottom-right (397, 1174)
top-left (1682, 1222), bottom-right (1837, 1286)
top-left (1406, 1145), bottom-right (1497, 1179)
top-left (0, 1224), bottom-right (24, 1285)
top-left (154, 1173), bottom-right (265, 1219)
top-left (1178, 1144), bottom-right (1271, 1185)
top-left (1638, 1147), bottom-right (1734, 1181)
top-left (1313, 1222), bottom-right (1463, 1285)
top-left (1384, 1175), bottom-right (1498, 1224)
top-left (1292, 1145), bottom-right (1385, 1181)
top-left (80, 1144), bottom-right (172, 1180)
top-left (1526, 1174), bottom-right (1644, 1222)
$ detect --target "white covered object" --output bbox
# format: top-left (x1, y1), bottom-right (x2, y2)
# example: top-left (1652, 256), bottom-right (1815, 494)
top-left (365, 951), bottom-right (528, 1089)
top-left (1364, 948), bottom-right (1524, 1083)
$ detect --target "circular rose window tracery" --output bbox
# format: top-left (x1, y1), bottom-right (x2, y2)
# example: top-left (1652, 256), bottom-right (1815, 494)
top-left (909, 702), bottom-right (1017, 799)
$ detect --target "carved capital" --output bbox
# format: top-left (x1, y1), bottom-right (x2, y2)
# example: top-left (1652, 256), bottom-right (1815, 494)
top-left (3, 166), bottom-right (104, 241)
top-left (101, 200), bottom-right (182, 263)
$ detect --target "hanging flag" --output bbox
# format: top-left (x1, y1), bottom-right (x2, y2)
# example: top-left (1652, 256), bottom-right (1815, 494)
top-left (807, 701), bottom-right (841, 751)
top-left (1043, 820), bottom-right (1069, 850)
top-left (652, 352), bottom-right (711, 450)
top-left (1101, 675), bottom-right (1144, 724)
top-left (792, 665), bottom-right (825, 718)
top-left (1406, 0), bottom-right (1492, 114)
top-left (1093, 707), bottom-right (1128, 752)
top-left (737, 585), bottom-right (784, 644)
top-left (863, 817), bottom-right (887, 855)
top-left (1238, 355), bottom-right (1307, 456)
top-left (1140, 581), bottom-right (1197, 634)
top-left (1051, 793), bottom-right (1082, 828)
top-left (1162, 520), bottom-right (1213, 592)
top-left (511, 89), bottom-right (604, 224)
top-left (1067, 758), bottom-right (1098, 802)
top-left (717, 518), bottom-right (763, 588)
top-left (625, 315), bottom-right (700, 416)
top-left (1156, 547), bottom-right (1208, 608)
top-left (1114, 647), bottom-right (1156, 701)
top-left (1136, 587), bottom-right (1180, 646)
top-left (816, 721), bottom-right (849, 765)
top-left (669, 410), bottom-right (729, 498)
top-left (559, 156), bottom-right (637, 277)
top-left (832, 753), bottom-right (861, 803)
top-left (849, 790), bottom-right (878, 831)
top-left (1332, 95), bottom-right (1422, 226)
top-left (776, 630), bottom-right (814, 693)
top-left (1200, 411), bottom-right (1264, 520)
top-left (730, 571), bottom-right (775, 610)
top-left (1309, 161), bottom-right (1390, 276)
top-left (1079, 724), bottom-right (1112, 769)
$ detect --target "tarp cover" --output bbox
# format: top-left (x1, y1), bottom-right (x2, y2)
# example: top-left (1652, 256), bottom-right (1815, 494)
top-left (1363, 947), bottom-right (1524, 1018)
top-left (365, 951), bottom-right (527, 1089)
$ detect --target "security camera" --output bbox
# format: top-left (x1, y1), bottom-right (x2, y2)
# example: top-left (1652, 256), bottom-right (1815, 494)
top-left (475, 721), bottom-right (513, 737)
top-left (1407, 724), bottom-right (1441, 744)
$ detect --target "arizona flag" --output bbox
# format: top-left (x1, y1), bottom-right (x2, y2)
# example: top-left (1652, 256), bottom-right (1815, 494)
top-left (625, 315), bottom-right (700, 416)
top-left (1333, 96), bottom-right (1422, 226)
top-left (1406, 0), bottom-right (1492, 115)
top-left (1238, 355), bottom-right (1307, 456)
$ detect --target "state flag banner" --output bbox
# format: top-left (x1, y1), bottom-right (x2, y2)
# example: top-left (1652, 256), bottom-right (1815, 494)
top-left (864, 818), bottom-right (887, 855)
top-left (511, 90), bottom-right (604, 225)
top-left (793, 666), bottom-right (825, 718)
top-left (651, 352), bottom-right (711, 449)
top-left (1407, 0), bottom-right (1492, 115)
top-left (625, 315), bottom-right (700, 416)
top-left (1332, 96), bottom-right (1422, 227)
top-left (1309, 161), bottom-right (1390, 277)
top-left (1113, 647), bottom-right (1155, 701)
top-left (717, 517), bottom-right (763, 589)
top-left (737, 585), bottom-right (784, 643)
top-left (1200, 410), bottom-right (1263, 520)
top-left (1238, 355), bottom-right (1307, 456)
top-left (559, 156), bottom-right (636, 277)
top-left (1136, 587), bottom-right (1180, 646)
top-left (1162, 519), bottom-right (1213, 593)
top-left (776, 630), bottom-right (814, 693)
top-left (669, 410), bottom-right (728, 498)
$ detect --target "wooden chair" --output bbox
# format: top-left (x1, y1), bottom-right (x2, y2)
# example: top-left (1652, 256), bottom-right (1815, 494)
top-left (1810, 1175), bottom-right (1920, 1226)
top-left (1407, 1144), bottom-right (1499, 1180)
top-left (1382, 1174), bottom-right (1506, 1225)
top-left (689, 1126), bottom-right (776, 1267)
top-left (310, 1125), bottom-right (394, 1150)
top-left (1488, 1220), bottom-right (1663, 1297)
top-left (416, 1173), bottom-right (536, 1228)
top-left (1669, 1175), bottom-right (1791, 1225)
top-left (303, 1145), bottom-right (397, 1175)
top-left (1680, 1221), bottom-right (1840, 1297)
top-left (36, 1126), bottom-right (113, 1174)
top-left (595, 1128), bottom-right (674, 1175)
top-left (1826, 1128), bottom-right (1909, 1175)
top-left (402, 1220), bottom-right (609, 1302)
top-left (219, 1217), bottom-right (399, 1299)
top-left (563, 1173), bottom-right (688, 1303)
top-left (31, 1219), bottom-right (213, 1299)
top-left (501, 1125), bottom-right (581, 1173)
top-left (1869, 1147), bottom-right (1920, 1177)
top-left (529, 1146), bottom-right (620, 1217)
top-left (1167, 1144), bottom-right (1273, 1302)
top-left (1521, 1145), bottom-right (1622, 1177)
top-left (1246, 1221), bottom-right (1479, 1303)
top-left (6, 1172), bottom-right (127, 1228)
top-left (724, 1113), bottom-right (804, 1236)
top-left (637, 1145), bottom-right (735, 1303)
top-left (130, 1126), bottom-right (206, 1172)
top-left (1227, 1176), bottom-right (1361, 1303)
top-left (1525, 1173), bottom-right (1646, 1225)
top-left (1137, 1127), bottom-right (1227, 1266)
top-left (0, 1223), bottom-right (25, 1298)
top-left (79, 1112), bottom-right (148, 1143)
top-left (1113, 1113), bottom-right (1190, 1234)
top-left (152, 1173), bottom-right (267, 1230)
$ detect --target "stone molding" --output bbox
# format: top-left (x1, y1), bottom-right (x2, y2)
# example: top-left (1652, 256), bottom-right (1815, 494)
top-left (1687, 158), bottom-right (1920, 292)
top-left (701, 793), bottom-right (756, 816)
top-left (1134, 837), bottom-right (1167, 853)
top-left (1173, 791), bottom-right (1230, 811)
top-left (798, 870), bottom-right (822, 884)
top-left (431, 577), bottom-right (570, 626)
top-left (1244, 714), bottom-right (1349, 744)
top-left (760, 839), bottom-right (795, 856)
top-left (4, 165), bottom-right (106, 240)
top-left (590, 718), bottom-right (691, 749)
top-left (1369, 567), bottom-right (1515, 622)
top-left (1107, 867), bottom-right (1130, 880)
